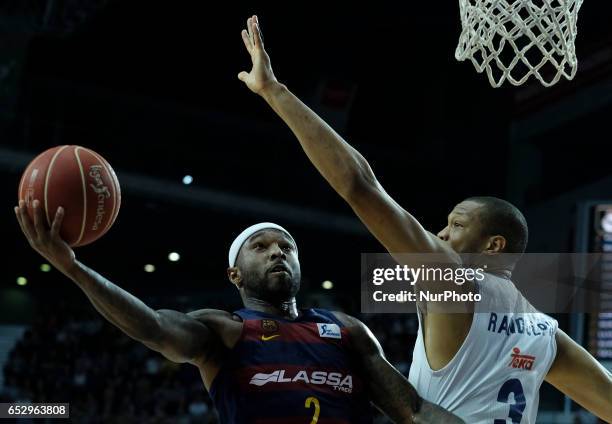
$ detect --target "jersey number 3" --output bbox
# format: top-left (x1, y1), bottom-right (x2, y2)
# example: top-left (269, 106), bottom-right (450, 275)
top-left (494, 378), bottom-right (526, 424)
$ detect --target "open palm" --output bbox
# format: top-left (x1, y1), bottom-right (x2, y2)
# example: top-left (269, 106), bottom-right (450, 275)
top-left (238, 15), bottom-right (278, 95)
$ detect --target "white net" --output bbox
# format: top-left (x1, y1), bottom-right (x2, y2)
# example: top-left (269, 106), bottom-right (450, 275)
top-left (455, 0), bottom-right (584, 87)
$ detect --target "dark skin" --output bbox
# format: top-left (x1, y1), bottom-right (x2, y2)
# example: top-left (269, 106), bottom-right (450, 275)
top-left (14, 200), bottom-right (464, 424)
top-left (237, 14), bottom-right (612, 422)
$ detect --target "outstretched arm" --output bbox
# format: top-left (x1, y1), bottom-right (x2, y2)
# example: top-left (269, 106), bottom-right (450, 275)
top-left (14, 200), bottom-right (214, 366)
top-left (238, 16), bottom-right (457, 261)
top-left (334, 312), bottom-right (465, 424)
top-left (545, 329), bottom-right (612, 422)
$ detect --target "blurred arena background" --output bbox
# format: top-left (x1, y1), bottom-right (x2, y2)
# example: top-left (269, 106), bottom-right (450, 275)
top-left (0, 0), bottom-right (611, 422)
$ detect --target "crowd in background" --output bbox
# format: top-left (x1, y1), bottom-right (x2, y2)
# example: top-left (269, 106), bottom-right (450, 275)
top-left (1, 301), bottom-right (418, 423)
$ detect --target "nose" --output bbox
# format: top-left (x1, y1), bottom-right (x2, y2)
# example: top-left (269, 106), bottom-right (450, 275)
top-left (437, 226), bottom-right (449, 241)
top-left (270, 243), bottom-right (286, 261)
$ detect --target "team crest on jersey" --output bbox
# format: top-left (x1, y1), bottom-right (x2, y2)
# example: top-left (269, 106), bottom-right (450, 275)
top-left (508, 347), bottom-right (536, 370)
top-left (261, 319), bottom-right (279, 333)
top-left (317, 323), bottom-right (341, 339)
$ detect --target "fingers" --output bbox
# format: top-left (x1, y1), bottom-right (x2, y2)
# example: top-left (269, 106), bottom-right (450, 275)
top-left (252, 15), bottom-right (264, 49)
top-left (238, 71), bottom-right (249, 82)
top-left (32, 199), bottom-right (47, 239)
top-left (241, 29), bottom-right (253, 54)
top-left (16, 200), bottom-right (66, 249)
top-left (15, 200), bottom-right (37, 241)
top-left (243, 15), bottom-right (263, 51)
top-left (246, 16), bottom-right (254, 45)
top-left (50, 207), bottom-right (64, 239)
top-left (14, 204), bottom-right (28, 237)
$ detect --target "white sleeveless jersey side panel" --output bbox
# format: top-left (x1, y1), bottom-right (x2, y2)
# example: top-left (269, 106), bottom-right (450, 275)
top-left (408, 274), bottom-right (558, 424)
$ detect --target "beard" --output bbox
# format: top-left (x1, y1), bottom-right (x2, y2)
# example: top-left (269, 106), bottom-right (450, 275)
top-left (241, 267), bottom-right (301, 304)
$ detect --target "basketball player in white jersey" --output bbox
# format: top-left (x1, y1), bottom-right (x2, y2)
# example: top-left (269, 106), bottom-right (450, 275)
top-left (238, 15), bottom-right (612, 423)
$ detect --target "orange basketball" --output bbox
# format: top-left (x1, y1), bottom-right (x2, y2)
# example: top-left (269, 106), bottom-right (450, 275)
top-left (18, 145), bottom-right (121, 247)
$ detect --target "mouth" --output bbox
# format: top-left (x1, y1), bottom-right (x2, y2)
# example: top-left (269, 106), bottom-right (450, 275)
top-left (268, 263), bottom-right (291, 275)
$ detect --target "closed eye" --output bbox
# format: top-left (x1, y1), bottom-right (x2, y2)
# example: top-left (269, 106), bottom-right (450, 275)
top-left (453, 222), bottom-right (464, 228)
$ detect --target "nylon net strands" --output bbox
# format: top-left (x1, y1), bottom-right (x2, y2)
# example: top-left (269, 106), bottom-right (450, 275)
top-left (455, 0), bottom-right (584, 87)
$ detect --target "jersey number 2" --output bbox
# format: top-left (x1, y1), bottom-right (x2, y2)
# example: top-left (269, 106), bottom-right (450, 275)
top-left (494, 378), bottom-right (526, 424)
top-left (305, 396), bottom-right (320, 424)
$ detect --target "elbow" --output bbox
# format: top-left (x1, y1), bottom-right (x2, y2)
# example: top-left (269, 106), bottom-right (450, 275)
top-left (139, 310), bottom-right (165, 347)
top-left (343, 168), bottom-right (379, 204)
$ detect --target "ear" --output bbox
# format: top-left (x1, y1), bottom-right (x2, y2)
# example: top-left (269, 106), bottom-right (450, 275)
top-left (485, 235), bottom-right (506, 254)
top-left (227, 267), bottom-right (243, 288)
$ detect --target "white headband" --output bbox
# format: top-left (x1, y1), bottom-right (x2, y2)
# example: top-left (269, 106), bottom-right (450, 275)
top-left (228, 222), bottom-right (295, 267)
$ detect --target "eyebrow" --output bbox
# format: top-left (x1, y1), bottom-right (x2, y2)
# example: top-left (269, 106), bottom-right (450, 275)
top-left (448, 211), bottom-right (469, 222)
top-left (248, 232), bottom-right (294, 247)
top-left (247, 234), bottom-right (266, 245)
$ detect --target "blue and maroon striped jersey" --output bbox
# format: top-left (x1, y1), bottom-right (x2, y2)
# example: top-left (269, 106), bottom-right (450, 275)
top-left (209, 308), bottom-right (374, 424)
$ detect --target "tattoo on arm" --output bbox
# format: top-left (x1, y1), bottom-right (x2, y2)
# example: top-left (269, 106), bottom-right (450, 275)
top-left (336, 313), bottom-right (419, 422)
top-left (336, 312), bottom-right (465, 424)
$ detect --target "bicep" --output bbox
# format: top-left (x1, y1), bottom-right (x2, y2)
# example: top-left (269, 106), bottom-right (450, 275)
top-left (148, 309), bottom-right (214, 365)
top-left (545, 329), bottom-right (612, 420)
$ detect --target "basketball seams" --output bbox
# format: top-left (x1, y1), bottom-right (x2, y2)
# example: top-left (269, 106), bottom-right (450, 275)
top-left (108, 166), bottom-right (121, 226)
top-left (85, 148), bottom-right (118, 235)
top-left (45, 146), bottom-right (70, 227)
top-left (107, 165), bottom-right (121, 227)
top-left (73, 147), bottom-right (88, 246)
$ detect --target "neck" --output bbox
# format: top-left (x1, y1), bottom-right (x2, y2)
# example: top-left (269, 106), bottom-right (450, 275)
top-left (470, 255), bottom-right (514, 279)
top-left (483, 266), bottom-right (513, 279)
top-left (243, 296), bottom-right (299, 319)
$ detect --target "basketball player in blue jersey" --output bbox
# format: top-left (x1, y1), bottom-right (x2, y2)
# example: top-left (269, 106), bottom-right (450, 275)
top-left (238, 15), bottom-right (612, 423)
top-left (14, 200), bottom-right (463, 423)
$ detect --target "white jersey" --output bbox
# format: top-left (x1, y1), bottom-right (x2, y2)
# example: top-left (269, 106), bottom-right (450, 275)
top-left (408, 273), bottom-right (558, 424)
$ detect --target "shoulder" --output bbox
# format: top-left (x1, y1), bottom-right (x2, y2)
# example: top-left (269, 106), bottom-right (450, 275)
top-left (187, 308), bottom-right (242, 323)
top-left (330, 311), bottom-right (376, 338)
top-left (330, 311), bottom-right (383, 355)
top-left (329, 311), bottom-right (360, 327)
top-left (187, 309), bottom-right (243, 349)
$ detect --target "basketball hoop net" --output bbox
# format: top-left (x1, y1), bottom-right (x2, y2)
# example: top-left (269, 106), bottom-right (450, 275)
top-left (455, 0), bottom-right (584, 87)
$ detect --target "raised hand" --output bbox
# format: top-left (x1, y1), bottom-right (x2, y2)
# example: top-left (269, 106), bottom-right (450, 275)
top-left (238, 15), bottom-right (278, 95)
top-left (14, 199), bottom-right (76, 275)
